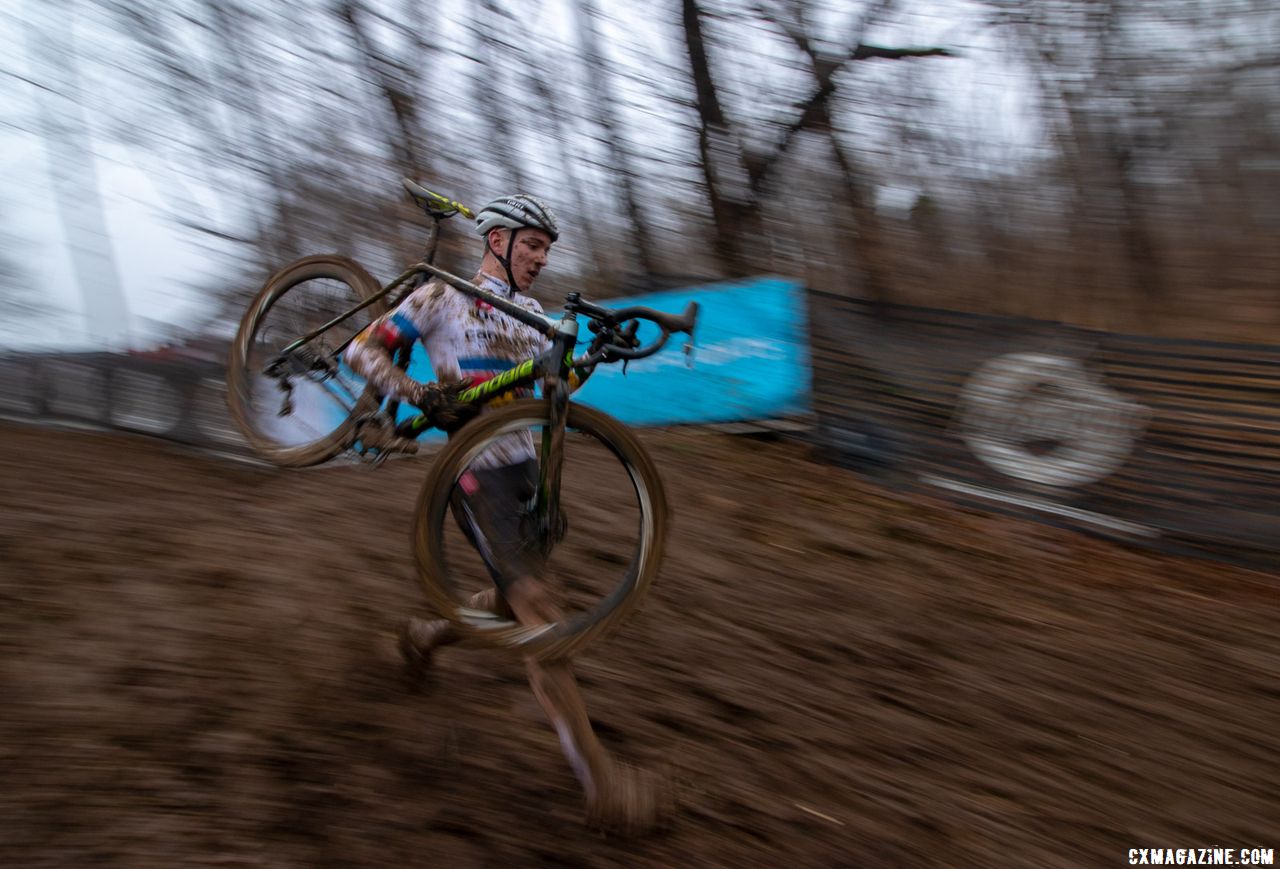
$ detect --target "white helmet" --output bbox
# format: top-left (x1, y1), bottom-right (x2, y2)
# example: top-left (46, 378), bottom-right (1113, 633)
top-left (474, 194), bottom-right (560, 242)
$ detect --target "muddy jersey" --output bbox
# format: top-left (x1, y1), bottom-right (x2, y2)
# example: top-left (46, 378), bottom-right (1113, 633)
top-left (345, 273), bottom-right (549, 469)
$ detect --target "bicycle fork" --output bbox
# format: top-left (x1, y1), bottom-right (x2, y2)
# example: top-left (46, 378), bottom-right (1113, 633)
top-left (536, 313), bottom-right (579, 553)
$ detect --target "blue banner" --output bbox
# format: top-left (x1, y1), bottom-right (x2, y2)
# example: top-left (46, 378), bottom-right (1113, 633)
top-left (566, 276), bottom-right (811, 425)
top-left (395, 275), bottom-right (811, 432)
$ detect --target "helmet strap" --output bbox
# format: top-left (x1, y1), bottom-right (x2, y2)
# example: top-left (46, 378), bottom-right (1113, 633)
top-left (484, 227), bottom-right (521, 295)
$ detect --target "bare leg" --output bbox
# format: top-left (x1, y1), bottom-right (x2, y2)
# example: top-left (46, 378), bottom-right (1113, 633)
top-left (401, 578), bottom-right (619, 803)
top-left (504, 575), bottom-right (661, 831)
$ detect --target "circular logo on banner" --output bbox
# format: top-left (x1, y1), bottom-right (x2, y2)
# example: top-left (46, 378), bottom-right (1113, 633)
top-left (958, 353), bottom-right (1149, 488)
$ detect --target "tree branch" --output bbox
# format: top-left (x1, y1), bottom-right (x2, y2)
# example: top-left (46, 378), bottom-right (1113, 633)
top-left (849, 44), bottom-right (954, 61)
top-left (336, 0), bottom-right (424, 176)
top-left (745, 2), bottom-right (953, 193)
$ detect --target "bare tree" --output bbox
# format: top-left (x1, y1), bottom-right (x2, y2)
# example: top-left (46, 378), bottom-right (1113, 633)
top-left (971, 0), bottom-right (1217, 330)
top-left (680, 0), bottom-right (757, 276)
top-left (23, 0), bottom-right (130, 346)
top-left (530, 70), bottom-right (610, 284)
top-left (467, 0), bottom-right (532, 193)
top-left (682, 0), bottom-right (952, 290)
top-left (335, 0), bottom-right (432, 179)
top-left (572, 0), bottom-right (660, 279)
top-left (205, 0), bottom-right (306, 265)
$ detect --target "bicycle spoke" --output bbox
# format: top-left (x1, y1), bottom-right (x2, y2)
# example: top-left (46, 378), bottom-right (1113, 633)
top-left (417, 401), bottom-right (663, 659)
top-left (227, 256), bottom-right (387, 466)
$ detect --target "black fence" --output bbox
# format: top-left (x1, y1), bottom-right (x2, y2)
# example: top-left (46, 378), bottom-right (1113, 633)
top-left (807, 292), bottom-right (1280, 569)
top-left (5, 298), bottom-right (1279, 569)
top-left (0, 350), bottom-right (247, 454)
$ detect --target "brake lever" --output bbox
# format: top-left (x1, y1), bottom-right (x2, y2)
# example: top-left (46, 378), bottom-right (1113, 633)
top-left (618, 321), bottom-right (640, 375)
top-left (621, 319), bottom-right (641, 349)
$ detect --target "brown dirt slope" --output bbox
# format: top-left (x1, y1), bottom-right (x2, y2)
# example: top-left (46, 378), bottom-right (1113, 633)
top-left (1, 422), bottom-right (1276, 867)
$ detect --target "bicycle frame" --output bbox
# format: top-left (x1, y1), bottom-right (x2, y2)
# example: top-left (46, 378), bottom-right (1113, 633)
top-left (391, 306), bottom-right (583, 548)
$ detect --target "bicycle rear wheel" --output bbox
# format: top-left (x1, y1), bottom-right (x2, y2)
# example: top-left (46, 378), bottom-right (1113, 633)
top-left (226, 255), bottom-right (387, 467)
top-left (412, 399), bottom-right (668, 660)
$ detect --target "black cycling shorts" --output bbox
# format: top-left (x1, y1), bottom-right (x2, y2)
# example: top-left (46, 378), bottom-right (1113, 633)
top-left (449, 458), bottom-right (545, 594)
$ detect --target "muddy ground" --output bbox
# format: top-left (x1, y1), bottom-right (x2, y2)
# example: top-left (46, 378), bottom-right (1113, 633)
top-left (1, 421), bottom-right (1276, 867)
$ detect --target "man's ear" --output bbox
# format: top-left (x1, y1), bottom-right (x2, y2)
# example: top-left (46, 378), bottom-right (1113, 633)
top-left (486, 227), bottom-right (507, 252)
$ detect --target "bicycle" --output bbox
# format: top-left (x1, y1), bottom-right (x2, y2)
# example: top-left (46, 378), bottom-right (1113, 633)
top-left (226, 179), bottom-right (699, 659)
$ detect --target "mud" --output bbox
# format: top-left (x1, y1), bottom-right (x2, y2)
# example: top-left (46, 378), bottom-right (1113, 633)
top-left (1, 421), bottom-right (1276, 867)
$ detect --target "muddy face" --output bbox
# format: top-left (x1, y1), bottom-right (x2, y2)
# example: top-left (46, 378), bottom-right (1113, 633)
top-left (502, 228), bottom-right (552, 293)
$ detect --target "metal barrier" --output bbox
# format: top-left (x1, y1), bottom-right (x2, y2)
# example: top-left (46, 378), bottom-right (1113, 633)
top-left (5, 293), bottom-right (1279, 569)
top-left (0, 350), bottom-right (248, 453)
top-left (807, 292), bottom-right (1280, 569)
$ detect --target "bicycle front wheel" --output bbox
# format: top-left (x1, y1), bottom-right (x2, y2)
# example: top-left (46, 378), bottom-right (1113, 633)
top-left (226, 255), bottom-right (386, 467)
top-left (412, 399), bottom-right (668, 660)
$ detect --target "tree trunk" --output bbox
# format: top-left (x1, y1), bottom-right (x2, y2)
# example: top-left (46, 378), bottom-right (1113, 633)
top-left (24, 0), bottom-right (130, 347)
top-left (336, 0), bottom-right (427, 179)
top-left (207, 0), bottom-right (302, 264)
top-left (472, 0), bottom-right (529, 193)
top-left (530, 71), bottom-right (609, 284)
top-left (679, 0), bottom-right (757, 276)
top-left (573, 0), bottom-right (659, 279)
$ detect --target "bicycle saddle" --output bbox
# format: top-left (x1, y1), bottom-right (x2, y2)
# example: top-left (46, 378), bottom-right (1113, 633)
top-left (402, 179), bottom-right (474, 220)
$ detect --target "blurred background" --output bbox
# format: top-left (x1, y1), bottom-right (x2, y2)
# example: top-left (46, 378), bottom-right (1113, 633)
top-left (3, 3), bottom-right (1280, 865)
top-left (4, 0), bottom-right (1277, 354)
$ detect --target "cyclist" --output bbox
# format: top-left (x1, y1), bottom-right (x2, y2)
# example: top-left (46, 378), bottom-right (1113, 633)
top-left (343, 193), bottom-right (663, 832)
